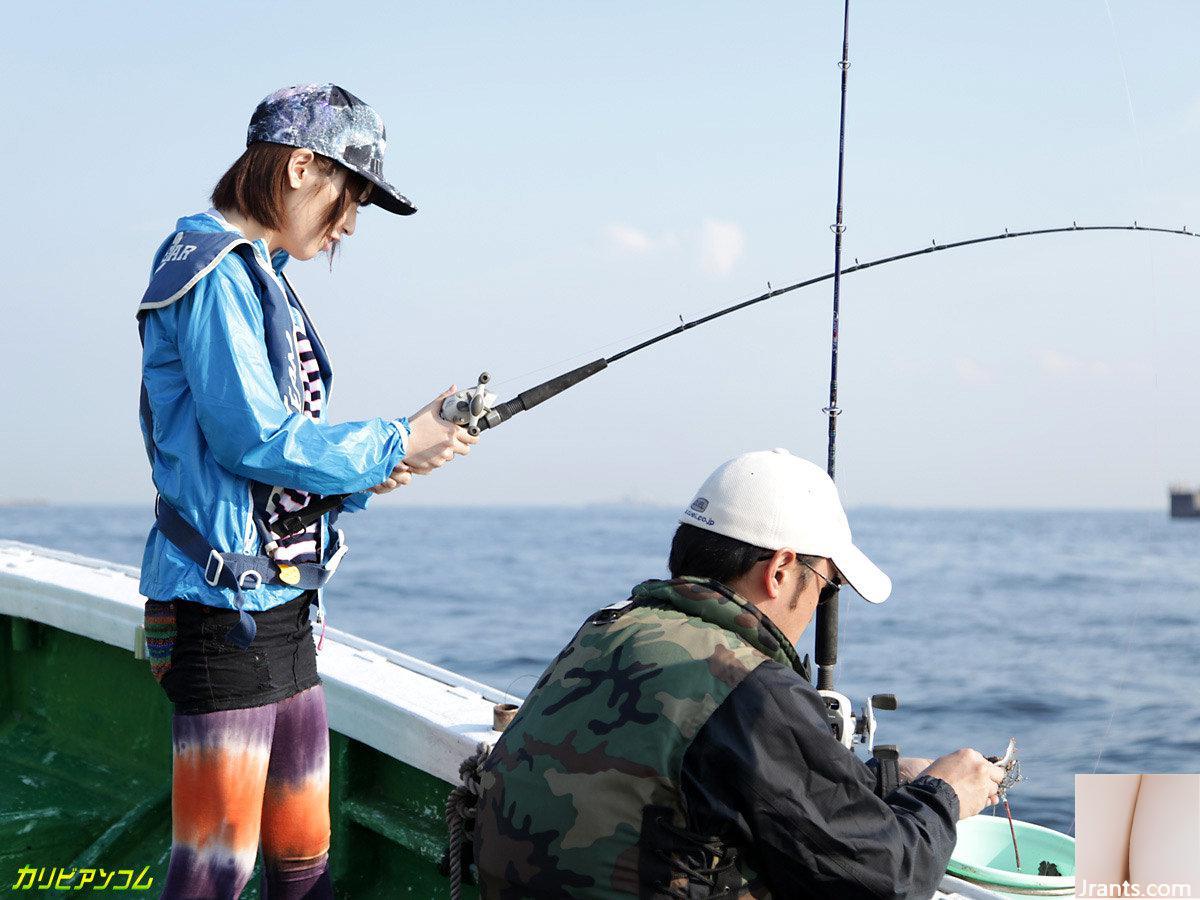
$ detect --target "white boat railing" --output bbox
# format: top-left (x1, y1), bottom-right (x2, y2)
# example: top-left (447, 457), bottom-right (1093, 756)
top-left (0, 540), bottom-right (514, 784)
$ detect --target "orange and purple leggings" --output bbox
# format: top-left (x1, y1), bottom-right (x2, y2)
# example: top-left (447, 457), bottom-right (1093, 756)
top-left (162, 684), bottom-right (333, 898)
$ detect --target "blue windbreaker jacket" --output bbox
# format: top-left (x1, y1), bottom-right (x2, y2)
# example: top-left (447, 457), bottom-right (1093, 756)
top-left (138, 211), bottom-right (408, 610)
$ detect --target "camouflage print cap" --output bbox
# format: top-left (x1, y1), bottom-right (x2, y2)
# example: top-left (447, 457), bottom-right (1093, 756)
top-left (247, 83), bottom-right (416, 216)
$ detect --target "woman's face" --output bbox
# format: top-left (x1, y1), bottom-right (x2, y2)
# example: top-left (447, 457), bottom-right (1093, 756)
top-left (278, 149), bottom-right (368, 260)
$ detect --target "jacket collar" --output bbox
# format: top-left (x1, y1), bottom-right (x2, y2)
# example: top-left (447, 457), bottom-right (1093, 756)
top-left (199, 208), bottom-right (291, 275)
top-left (631, 577), bottom-right (810, 679)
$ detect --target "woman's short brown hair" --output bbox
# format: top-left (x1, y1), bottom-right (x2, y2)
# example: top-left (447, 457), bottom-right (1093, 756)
top-left (211, 142), bottom-right (370, 239)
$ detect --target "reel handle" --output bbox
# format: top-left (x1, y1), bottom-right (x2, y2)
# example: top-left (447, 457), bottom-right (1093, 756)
top-left (441, 372), bottom-right (498, 436)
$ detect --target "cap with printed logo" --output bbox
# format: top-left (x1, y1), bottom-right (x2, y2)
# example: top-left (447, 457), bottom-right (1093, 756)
top-left (680, 448), bottom-right (892, 603)
top-left (247, 83), bottom-right (417, 216)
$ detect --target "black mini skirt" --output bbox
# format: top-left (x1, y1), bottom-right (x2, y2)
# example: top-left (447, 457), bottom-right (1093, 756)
top-left (155, 591), bottom-right (320, 715)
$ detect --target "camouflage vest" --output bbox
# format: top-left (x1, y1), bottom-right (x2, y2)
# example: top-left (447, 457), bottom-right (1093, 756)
top-left (473, 577), bottom-right (809, 898)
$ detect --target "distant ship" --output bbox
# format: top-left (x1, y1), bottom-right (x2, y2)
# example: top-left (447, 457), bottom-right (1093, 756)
top-left (1170, 485), bottom-right (1200, 518)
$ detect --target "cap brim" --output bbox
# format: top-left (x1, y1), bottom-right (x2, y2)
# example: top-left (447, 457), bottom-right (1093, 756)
top-left (358, 169), bottom-right (417, 216)
top-left (829, 541), bottom-right (892, 604)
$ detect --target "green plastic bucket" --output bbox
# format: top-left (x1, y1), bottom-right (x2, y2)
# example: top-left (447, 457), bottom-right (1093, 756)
top-left (947, 815), bottom-right (1075, 897)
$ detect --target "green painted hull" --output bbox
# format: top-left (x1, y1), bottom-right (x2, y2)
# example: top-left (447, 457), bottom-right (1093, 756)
top-left (0, 614), bottom-right (473, 898)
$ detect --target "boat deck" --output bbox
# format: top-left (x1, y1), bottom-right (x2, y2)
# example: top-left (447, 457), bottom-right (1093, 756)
top-left (2, 631), bottom-right (173, 889)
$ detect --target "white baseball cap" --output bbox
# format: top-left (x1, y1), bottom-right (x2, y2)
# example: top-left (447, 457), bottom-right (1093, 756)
top-left (680, 448), bottom-right (892, 603)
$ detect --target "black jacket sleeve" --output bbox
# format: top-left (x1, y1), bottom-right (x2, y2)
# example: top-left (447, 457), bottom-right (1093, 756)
top-left (679, 661), bottom-right (959, 900)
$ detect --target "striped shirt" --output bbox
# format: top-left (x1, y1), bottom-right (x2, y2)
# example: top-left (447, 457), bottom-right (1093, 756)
top-left (265, 310), bottom-right (325, 563)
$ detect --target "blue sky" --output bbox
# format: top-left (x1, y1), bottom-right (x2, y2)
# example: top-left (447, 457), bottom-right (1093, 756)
top-left (2, 2), bottom-right (1199, 508)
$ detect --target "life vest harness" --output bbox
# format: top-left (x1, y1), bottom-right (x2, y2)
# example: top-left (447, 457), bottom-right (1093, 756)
top-left (137, 229), bottom-right (348, 650)
top-left (152, 497), bottom-right (346, 649)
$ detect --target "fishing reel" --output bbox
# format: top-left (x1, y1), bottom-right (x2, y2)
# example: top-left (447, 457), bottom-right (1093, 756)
top-left (441, 372), bottom-right (499, 436)
top-left (819, 688), bottom-right (898, 753)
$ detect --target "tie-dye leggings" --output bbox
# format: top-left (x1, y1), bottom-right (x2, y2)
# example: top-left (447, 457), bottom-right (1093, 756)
top-left (161, 684), bottom-right (333, 898)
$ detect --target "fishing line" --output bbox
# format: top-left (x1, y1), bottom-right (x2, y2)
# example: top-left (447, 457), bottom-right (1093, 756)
top-left (493, 272), bottom-right (834, 392)
top-left (502, 673), bottom-right (538, 700)
top-left (488, 314), bottom-right (702, 390)
top-left (493, 270), bottom-right (832, 391)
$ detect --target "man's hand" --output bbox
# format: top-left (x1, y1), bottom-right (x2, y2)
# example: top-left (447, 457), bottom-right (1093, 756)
top-left (899, 757), bottom-right (934, 784)
top-left (402, 386), bottom-right (481, 474)
top-left (922, 748), bottom-right (1006, 820)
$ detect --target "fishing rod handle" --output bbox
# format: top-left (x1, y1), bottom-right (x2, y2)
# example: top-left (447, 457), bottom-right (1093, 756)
top-left (474, 357), bottom-right (609, 431)
top-left (814, 592), bottom-right (839, 690)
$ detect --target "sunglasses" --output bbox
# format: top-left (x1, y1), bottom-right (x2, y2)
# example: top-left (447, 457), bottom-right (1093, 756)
top-left (755, 552), bottom-right (843, 598)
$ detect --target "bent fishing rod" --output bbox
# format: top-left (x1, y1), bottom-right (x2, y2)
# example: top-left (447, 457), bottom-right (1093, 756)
top-left (273, 220), bottom-right (1199, 539)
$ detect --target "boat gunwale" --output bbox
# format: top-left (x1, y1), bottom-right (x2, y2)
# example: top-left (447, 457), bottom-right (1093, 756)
top-left (0, 540), bottom-right (514, 784)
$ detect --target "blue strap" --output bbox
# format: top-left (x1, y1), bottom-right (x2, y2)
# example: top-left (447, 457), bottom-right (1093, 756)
top-left (154, 498), bottom-right (345, 649)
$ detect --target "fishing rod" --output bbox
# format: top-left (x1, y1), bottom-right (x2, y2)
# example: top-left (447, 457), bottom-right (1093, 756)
top-left (807, 0), bottom-right (902, 763)
top-left (816, 0), bottom-right (853, 697)
top-left (275, 220), bottom-right (1199, 538)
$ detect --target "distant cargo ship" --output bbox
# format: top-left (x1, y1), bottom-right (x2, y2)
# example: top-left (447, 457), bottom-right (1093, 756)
top-left (1170, 485), bottom-right (1200, 518)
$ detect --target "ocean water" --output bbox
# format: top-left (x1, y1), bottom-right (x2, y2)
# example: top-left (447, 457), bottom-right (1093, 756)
top-left (2, 504), bottom-right (1198, 834)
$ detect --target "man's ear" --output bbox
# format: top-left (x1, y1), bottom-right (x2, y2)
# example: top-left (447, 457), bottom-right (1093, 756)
top-left (287, 148), bottom-right (317, 189)
top-left (763, 548), bottom-right (796, 599)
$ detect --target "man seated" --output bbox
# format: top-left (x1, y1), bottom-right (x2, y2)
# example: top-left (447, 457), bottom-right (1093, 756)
top-left (472, 449), bottom-right (1004, 898)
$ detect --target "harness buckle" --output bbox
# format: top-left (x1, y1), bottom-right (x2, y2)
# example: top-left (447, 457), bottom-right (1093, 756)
top-left (238, 570), bottom-right (263, 591)
top-left (204, 550), bottom-right (226, 587)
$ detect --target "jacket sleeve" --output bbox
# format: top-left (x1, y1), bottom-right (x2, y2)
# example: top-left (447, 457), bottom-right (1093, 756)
top-left (340, 491), bottom-right (374, 514)
top-left (679, 661), bottom-right (959, 900)
top-left (175, 261), bottom-right (408, 495)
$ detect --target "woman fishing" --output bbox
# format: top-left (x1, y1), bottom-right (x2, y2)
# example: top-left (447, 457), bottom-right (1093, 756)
top-left (135, 83), bottom-right (476, 898)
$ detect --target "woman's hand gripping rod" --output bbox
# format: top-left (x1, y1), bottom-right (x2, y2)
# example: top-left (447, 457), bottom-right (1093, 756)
top-left (272, 359), bottom-right (608, 537)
